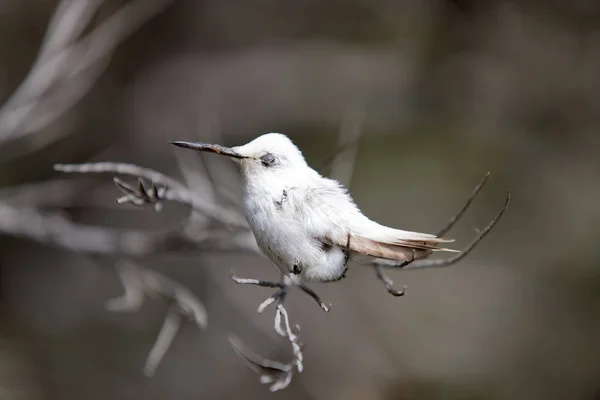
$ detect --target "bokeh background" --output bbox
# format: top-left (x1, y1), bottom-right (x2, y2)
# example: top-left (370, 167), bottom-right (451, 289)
top-left (1, 0), bottom-right (600, 399)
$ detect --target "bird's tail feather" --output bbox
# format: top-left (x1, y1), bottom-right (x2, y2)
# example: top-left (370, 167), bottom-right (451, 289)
top-left (344, 235), bottom-right (456, 262)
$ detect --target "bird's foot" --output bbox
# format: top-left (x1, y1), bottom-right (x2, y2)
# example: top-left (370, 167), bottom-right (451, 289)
top-left (230, 271), bottom-right (288, 313)
top-left (298, 283), bottom-right (331, 312)
top-left (231, 271), bottom-right (331, 313)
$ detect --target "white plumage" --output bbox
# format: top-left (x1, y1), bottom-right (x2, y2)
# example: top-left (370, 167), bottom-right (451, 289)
top-left (173, 133), bottom-right (456, 283)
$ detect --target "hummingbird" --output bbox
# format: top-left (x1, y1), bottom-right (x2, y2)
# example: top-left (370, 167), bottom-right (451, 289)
top-left (171, 133), bottom-right (458, 309)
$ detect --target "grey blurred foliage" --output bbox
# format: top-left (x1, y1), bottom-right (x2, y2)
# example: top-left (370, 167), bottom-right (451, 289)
top-left (1, 0), bottom-right (600, 399)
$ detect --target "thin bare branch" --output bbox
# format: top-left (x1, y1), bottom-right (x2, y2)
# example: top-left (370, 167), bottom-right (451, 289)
top-left (403, 191), bottom-right (510, 270)
top-left (436, 172), bottom-right (491, 237)
top-left (54, 162), bottom-right (248, 228)
top-left (0, 0), bottom-right (175, 140)
top-left (114, 177), bottom-right (165, 212)
top-left (0, 202), bottom-right (201, 255)
top-left (42, 0), bottom-right (104, 58)
top-left (376, 191), bottom-right (510, 270)
top-left (228, 301), bottom-right (304, 391)
top-left (55, 162), bottom-right (184, 188)
top-left (274, 305), bottom-right (303, 372)
top-left (373, 264), bottom-right (406, 296)
top-left (0, 179), bottom-right (94, 207)
top-left (328, 106), bottom-right (365, 187)
top-left (0, 0), bottom-right (103, 120)
top-left (228, 335), bottom-right (293, 392)
top-left (144, 305), bottom-right (183, 377)
top-left (106, 261), bottom-right (207, 376)
top-left (229, 271), bottom-right (308, 391)
top-left (194, 118), bottom-right (244, 207)
top-left (172, 141), bottom-right (215, 229)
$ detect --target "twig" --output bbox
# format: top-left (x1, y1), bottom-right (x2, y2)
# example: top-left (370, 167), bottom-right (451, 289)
top-left (228, 335), bottom-right (294, 392)
top-left (375, 190), bottom-right (510, 270)
top-left (373, 264), bottom-right (406, 296)
top-left (54, 162), bottom-right (248, 228)
top-left (436, 172), bottom-right (491, 237)
top-left (192, 116), bottom-right (243, 207)
top-left (0, 202), bottom-right (200, 255)
top-left (328, 106), bottom-right (365, 187)
top-left (144, 304), bottom-right (183, 377)
top-left (106, 261), bottom-right (207, 377)
top-left (228, 300), bottom-right (304, 392)
top-left (0, 179), bottom-right (95, 207)
top-left (403, 191), bottom-right (510, 270)
top-left (114, 177), bottom-right (166, 212)
top-left (0, 0), bottom-right (175, 140)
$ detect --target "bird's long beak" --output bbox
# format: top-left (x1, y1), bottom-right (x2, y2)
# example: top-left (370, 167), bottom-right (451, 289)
top-left (170, 141), bottom-right (247, 159)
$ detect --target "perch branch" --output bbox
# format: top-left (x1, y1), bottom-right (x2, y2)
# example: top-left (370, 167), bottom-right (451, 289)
top-left (435, 171), bottom-right (491, 237)
top-left (374, 190), bottom-right (510, 273)
top-left (54, 162), bottom-right (248, 228)
top-left (228, 300), bottom-right (304, 391)
top-left (371, 176), bottom-right (509, 295)
top-left (402, 191), bottom-right (510, 270)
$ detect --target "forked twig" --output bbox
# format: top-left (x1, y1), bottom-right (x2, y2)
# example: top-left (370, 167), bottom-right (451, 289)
top-left (228, 335), bottom-right (294, 392)
top-left (106, 261), bottom-right (207, 377)
top-left (371, 174), bottom-right (510, 294)
top-left (0, 0), bottom-right (175, 142)
top-left (114, 177), bottom-right (166, 212)
top-left (54, 162), bottom-right (248, 228)
top-left (0, 202), bottom-right (202, 255)
top-left (403, 191), bottom-right (510, 270)
top-left (435, 172), bottom-right (491, 237)
top-left (229, 271), bottom-right (308, 391)
top-left (228, 301), bottom-right (303, 391)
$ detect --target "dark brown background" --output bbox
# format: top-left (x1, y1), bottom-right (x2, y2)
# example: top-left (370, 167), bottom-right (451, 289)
top-left (1, 0), bottom-right (599, 399)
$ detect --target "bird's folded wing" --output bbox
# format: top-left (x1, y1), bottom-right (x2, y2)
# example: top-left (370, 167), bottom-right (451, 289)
top-left (324, 224), bottom-right (458, 262)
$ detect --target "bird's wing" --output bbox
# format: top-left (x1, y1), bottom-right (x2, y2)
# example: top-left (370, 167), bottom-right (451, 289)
top-left (340, 219), bottom-right (458, 261)
top-left (298, 175), bottom-right (457, 262)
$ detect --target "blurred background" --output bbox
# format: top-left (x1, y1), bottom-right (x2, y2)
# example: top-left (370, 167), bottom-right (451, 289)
top-left (1, 0), bottom-right (600, 399)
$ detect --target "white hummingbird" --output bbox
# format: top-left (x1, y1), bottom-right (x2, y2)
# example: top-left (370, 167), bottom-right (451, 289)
top-left (171, 133), bottom-right (458, 309)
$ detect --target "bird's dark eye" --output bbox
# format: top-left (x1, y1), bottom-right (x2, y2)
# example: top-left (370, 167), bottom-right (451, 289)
top-left (260, 153), bottom-right (276, 167)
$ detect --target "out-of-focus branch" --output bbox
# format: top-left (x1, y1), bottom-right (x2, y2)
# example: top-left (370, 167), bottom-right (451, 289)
top-left (229, 302), bottom-right (303, 392)
top-left (0, 0), bottom-right (175, 142)
top-left (328, 106), bottom-right (365, 187)
top-left (0, 179), bottom-right (94, 207)
top-left (229, 335), bottom-right (294, 392)
top-left (229, 274), bottom-right (310, 391)
top-left (106, 261), bottom-right (207, 377)
top-left (0, 202), bottom-right (198, 255)
top-left (191, 116), bottom-right (243, 206)
top-left (54, 162), bottom-right (248, 228)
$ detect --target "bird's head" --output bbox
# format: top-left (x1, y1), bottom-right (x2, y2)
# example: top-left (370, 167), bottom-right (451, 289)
top-left (171, 133), bottom-right (309, 180)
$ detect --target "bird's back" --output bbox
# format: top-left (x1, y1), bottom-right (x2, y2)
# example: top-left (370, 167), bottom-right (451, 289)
top-left (242, 158), bottom-right (454, 282)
